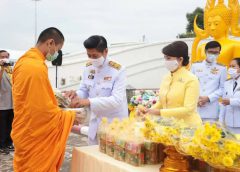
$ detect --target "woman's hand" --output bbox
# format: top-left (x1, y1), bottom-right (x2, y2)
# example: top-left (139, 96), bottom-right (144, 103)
top-left (136, 105), bottom-right (160, 116)
top-left (136, 105), bottom-right (148, 116)
top-left (147, 109), bottom-right (161, 115)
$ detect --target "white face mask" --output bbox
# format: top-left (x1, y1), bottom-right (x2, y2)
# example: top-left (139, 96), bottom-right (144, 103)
top-left (206, 53), bottom-right (218, 63)
top-left (164, 60), bottom-right (179, 72)
top-left (228, 67), bottom-right (240, 79)
top-left (89, 56), bottom-right (105, 67)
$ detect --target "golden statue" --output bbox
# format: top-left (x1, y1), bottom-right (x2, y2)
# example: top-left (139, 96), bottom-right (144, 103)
top-left (192, 0), bottom-right (240, 66)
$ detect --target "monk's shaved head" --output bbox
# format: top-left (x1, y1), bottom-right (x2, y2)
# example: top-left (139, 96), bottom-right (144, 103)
top-left (37, 27), bottom-right (64, 45)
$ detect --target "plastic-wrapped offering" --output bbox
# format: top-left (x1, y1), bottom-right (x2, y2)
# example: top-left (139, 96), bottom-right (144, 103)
top-left (114, 138), bottom-right (126, 161)
top-left (125, 141), bottom-right (145, 166)
top-left (54, 89), bottom-right (71, 108)
top-left (106, 118), bottom-right (119, 157)
top-left (179, 122), bottom-right (240, 170)
top-left (63, 108), bottom-right (88, 124)
top-left (113, 122), bottom-right (128, 161)
top-left (98, 118), bottom-right (109, 153)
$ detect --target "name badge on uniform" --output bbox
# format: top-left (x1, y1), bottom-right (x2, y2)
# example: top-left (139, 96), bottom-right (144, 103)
top-left (104, 76), bottom-right (112, 81)
top-left (88, 74), bottom-right (94, 79)
top-left (211, 67), bottom-right (219, 75)
top-left (196, 69), bottom-right (203, 73)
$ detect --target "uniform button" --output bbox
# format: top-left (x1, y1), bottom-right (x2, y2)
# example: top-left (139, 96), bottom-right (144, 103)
top-left (97, 82), bottom-right (100, 85)
top-left (203, 89), bottom-right (205, 92)
top-left (96, 93), bottom-right (99, 96)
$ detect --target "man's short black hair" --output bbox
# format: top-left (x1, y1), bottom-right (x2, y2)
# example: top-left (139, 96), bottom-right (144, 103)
top-left (37, 27), bottom-right (64, 45)
top-left (233, 58), bottom-right (240, 67)
top-left (83, 35), bottom-right (107, 52)
top-left (205, 41), bottom-right (221, 51)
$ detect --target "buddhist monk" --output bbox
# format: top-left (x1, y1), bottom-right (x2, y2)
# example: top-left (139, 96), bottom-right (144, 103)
top-left (11, 27), bottom-right (81, 172)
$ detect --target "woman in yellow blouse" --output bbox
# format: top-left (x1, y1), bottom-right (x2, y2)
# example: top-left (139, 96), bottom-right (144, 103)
top-left (140, 41), bottom-right (202, 126)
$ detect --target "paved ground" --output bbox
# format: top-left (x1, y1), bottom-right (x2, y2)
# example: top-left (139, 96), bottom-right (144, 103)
top-left (0, 134), bottom-right (88, 172)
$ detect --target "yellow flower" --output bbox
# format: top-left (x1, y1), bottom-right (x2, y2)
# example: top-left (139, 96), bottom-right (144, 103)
top-left (222, 156), bottom-right (234, 167)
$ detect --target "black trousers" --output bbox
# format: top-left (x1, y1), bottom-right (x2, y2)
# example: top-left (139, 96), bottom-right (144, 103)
top-left (0, 109), bottom-right (14, 148)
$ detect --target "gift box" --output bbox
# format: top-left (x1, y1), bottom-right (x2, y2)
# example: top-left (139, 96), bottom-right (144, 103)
top-left (106, 135), bottom-right (115, 157)
top-left (114, 139), bottom-right (126, 161)
top-left (99, 134), bottom-right (107, 153)
top-left (125, 142), bottom-right (144, 166)
top-left (98, 118), bottom-right (109, 154)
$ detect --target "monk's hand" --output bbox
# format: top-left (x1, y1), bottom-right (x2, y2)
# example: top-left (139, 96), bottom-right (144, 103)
top-left (70, 97), bottom-right (81, 108)
top-left (74, 111), bottom-right (86, 125)
top-left (63, 90), bottom-right (77, 100)
top-left (222, 98), bottom-right (230, 106)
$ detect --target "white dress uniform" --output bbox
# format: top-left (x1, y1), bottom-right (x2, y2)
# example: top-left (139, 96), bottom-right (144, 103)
top-left (191, 61), bottom-right (227, 121)
top-left (76, 58), bottom-right (128, 145)
top-left (219, 77), bottom-right (240, 134)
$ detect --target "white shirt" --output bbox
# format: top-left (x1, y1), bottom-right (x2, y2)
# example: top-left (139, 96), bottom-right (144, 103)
top-left (191, 61), bottom-right (227, 119)
top-left (219, 77), bottom-right (240, 127)
top-left (76, 58), bottom-right (128, 140)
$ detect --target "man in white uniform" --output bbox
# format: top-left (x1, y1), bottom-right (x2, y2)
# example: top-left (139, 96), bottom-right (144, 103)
top-left (191, 41), bottom-right (227, 122)
top-left (65, 35), bottom-right (128, 145)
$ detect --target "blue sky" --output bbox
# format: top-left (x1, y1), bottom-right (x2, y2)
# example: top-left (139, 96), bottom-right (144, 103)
top-left (0, 0), bottom-right (204, 53)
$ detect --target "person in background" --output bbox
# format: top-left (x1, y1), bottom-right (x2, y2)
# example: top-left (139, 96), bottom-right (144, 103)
top-left (219, 58), bottom-right (240, 134)
top-left (0, 50), bottom-right (14, 155)
top-left (65, 35), bottom-right (128, 145)
top-left (191, 41), bottom-right (227, 122)
top-left (139, 41), bottom-right (202, 127)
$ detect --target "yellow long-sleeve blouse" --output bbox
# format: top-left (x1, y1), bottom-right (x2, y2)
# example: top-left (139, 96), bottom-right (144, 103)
top-left (154, 67), bottom-right (202, 126)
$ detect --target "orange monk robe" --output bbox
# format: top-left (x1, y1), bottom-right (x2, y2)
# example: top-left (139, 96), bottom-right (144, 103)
top-left (11, 48), bottom-right (75, 172)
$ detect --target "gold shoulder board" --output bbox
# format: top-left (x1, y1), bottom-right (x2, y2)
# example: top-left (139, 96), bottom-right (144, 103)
top-left (86, 61), bottom-right (92, 67)
top-left (109, 61), bottom-right (121, 70)
top-left (216, 63), bottom-right (225, 67)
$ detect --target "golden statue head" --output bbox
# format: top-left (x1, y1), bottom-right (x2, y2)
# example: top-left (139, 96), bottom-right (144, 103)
top-left (194, 0), bottom-right (240, 39)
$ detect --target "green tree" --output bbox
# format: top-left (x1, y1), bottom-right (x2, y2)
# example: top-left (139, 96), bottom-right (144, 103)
top-left (177, 7), bottom-right (204, 38)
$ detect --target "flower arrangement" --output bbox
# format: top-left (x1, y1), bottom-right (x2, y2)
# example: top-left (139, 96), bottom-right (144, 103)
top-left (141, 116), bottom-right (184, 146)
top-left (129, 90), bottom-right (158, 108)
top-left (178, 122), bottom-right (240, 170)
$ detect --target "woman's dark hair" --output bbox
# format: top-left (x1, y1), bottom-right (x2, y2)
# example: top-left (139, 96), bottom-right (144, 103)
top-left (233, 58), bottom-right (240, 67)
top-left (205, 41), bottom-right (221, 51)
top-left (83, 35), bottom-right (107, 53)
top-left (162, 41), bottom-right (189, 66)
